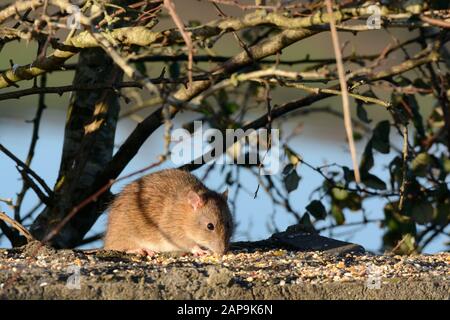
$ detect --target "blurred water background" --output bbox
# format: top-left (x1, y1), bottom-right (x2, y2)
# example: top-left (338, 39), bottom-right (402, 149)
top-left (0, 0), bottom-right (445, 252)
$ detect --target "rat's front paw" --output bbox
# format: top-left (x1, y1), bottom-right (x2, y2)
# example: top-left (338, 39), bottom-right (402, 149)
top-left (126, 248), bottom-right (156, 257)
top-left (191, 245), bottom-right (210, 256)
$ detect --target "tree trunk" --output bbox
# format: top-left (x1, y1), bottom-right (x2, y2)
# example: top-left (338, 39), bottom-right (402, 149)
top-left (30, 48), bottom-right (122, 248)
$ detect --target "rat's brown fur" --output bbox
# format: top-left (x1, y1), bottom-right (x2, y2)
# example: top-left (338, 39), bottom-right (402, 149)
top-left (104, 169), bottom-right (233, 255)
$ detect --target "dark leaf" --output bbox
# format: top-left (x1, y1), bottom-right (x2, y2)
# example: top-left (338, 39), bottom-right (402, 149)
top-left (282, 164), bottom-right (294, 176)
top-left (306, 200), bottom-right (327, 220)
top-left (182, 121), bottom-right (196, 134)
top-left (435, 201), bottom-right (450, 226)
top-left (345, 192), bottom-right (363, 211)
top-left (359, 140), bottom-right (374, 175)
top-left (429, 0), bottom-right (450, 9)
top-left (134, 62), bottom-right (147, 76)
top-left (411, 200), bottom-right (434, 225)
top-left (413, 78), bottom-right (431, 92)
top-left (362, 173), bottom-right (387, 190)
top-left (356, 103), bottom-right (372, 123)
top-left (284, 170), bottom-right (300, 193)
top-left (225, 171), bottom-right (233, 185)
top-left (372, 120), bottom-right (390, 154)
top-left (404, 95), bottom-right (425, 138)
top-left (342, 166), bottom-right (354, 185)
top-left (393, 75), bottom-right (412, 87)
top-left (217, 89), bottom-right (228, 107)
top-left (299, 212), bottom-right (314, 230)
top-left (388, 156), bottom-right (403, 189)
top-left (353, 131), bottom-right (363, 141)
top-left (169, 62), bottom-right (180, 79)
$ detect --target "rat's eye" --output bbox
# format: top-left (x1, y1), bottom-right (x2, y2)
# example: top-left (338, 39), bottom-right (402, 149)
top-left (207, 223), bottom-right (215, 231)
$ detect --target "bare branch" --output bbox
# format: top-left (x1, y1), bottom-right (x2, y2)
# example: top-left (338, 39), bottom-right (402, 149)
top-left (182, 49), bottom-right (437, 172)
top-left (0, 0), bottom-right (43, 25)
top-left (17, 167), bottom-right (52, 206)
top-left (0, 82), bottom-right (143, 101)
top-left (164, 0), bottom-right (194, 85)
top-left (0, 144), bottom-right (53, 197)
top-left (0, 211), bottom-right (35, 242)
top-left (14, 72), bottom-right (47, 221)
top-left (326, 0), bottom-right (360, 183)
top-left (1, 5), bottom-right (445, 89)
top-left (420, 16), bottom-right (450, 29)
top-left (99, 27), bottom-right (317, 184)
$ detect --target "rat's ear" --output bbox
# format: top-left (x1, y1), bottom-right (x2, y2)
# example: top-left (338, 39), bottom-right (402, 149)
top-left (187, 190), bottom-right (204, 211)
top-left (222, 189), bottom-right (228, 200)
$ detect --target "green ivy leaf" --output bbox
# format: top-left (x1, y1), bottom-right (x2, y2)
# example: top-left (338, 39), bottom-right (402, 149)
top-left (285, 146), bottom-right (302, 166)
top-left (331, 204), bottom-right (345, 225)
top-left (394, 233), bottom-right (416, 255)
top-left (331, 187), bottom-right (349, 201)
top-left (442, 156), bottom-right (450, 174)
top-left (224, 102), bottom-right (239, 115)
top-left (188, 20), bottom-right (201, 27)
top-left (411, 152), bottom-right (432, 177)
top-left (383, 203), bottom-right (417, 253)
top-left (306, 200), bottom-right (327, 220)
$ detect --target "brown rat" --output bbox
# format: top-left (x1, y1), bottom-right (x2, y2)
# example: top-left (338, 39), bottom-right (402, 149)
top-left (104, 169), bottom-right (233, 256)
